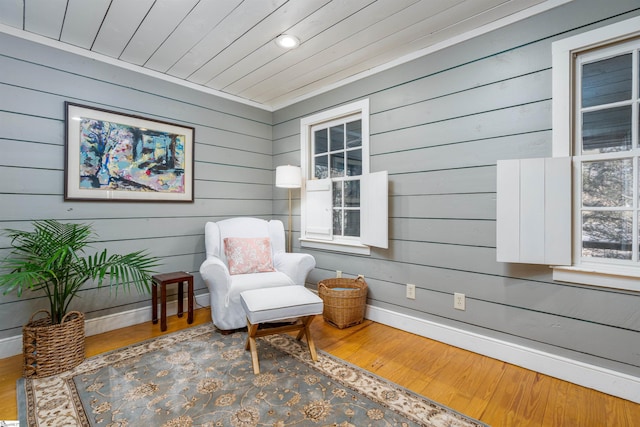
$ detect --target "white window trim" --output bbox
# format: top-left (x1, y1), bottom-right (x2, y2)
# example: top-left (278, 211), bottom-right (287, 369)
top-left (551, 15), bottom-right (640, 291)
top-left (300, 99), bottom-right (371, 255)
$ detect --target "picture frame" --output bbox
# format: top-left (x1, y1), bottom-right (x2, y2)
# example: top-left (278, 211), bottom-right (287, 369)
top-left (64, 102), bottom-right (195, 202)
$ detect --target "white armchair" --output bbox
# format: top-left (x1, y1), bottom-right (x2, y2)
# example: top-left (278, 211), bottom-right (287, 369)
top-left (199, 217), bottom-right (316, 332)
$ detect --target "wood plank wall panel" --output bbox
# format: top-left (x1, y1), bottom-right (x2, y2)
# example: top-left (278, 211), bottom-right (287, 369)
top-left (273, 0), bottom-right (640, 375)
top-left (0, 32), bottom-right (273, 339)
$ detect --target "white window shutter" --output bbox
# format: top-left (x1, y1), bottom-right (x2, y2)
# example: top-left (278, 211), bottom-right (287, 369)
top-left (496, 160), bottom-right (521, 261)
top-left (361, 171), bottom-right (388, 249)
top-left (304, 179), bottom-right (332, 240)
top-left (496, 157), bottom-right (571, 265)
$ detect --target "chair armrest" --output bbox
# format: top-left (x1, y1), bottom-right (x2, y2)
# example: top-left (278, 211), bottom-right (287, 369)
top-left (199, 257), bottom-right (232, 295)
top-left (273, 252), bottom-right (316, 286)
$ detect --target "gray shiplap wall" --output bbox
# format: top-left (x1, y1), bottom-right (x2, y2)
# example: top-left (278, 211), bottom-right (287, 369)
top-left (273, 0), bottom-right (640, 377)
top-left (0, 32), bottom-right (272, 340)
top-left (1, 0), bottom-right (639, 385)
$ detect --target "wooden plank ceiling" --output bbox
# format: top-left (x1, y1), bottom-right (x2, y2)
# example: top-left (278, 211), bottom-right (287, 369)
top-left (0, 0), bottom-right (561, 110)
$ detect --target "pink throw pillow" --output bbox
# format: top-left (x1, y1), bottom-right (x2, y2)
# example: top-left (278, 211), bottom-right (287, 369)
top-left (223, 237), bottom-right (275, 275)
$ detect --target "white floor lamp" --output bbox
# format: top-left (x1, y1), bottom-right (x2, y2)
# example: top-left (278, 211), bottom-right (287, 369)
top-left (275, 165), bottom-right (302, 252)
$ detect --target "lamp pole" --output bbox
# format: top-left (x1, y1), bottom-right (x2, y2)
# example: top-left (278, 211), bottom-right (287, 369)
top-left (275, 165), bottom-right (301, 253)
top-left (287, 187), bottom-right (293, 253)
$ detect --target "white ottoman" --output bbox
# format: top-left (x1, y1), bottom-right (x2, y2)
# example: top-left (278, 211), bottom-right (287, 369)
top-left (240, 286), bottom-right (323, 374)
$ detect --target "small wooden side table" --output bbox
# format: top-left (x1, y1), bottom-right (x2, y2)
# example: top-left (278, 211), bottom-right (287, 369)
top-left (151, 271), bottom-right (194, 332)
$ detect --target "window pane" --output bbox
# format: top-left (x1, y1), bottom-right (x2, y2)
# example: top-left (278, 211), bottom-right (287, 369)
top-left (346, 120), bottom-right (362, 148)
top-left (344, 210), bottom-right (360, 237)
top-left (333, 208), bottom-right (342, 236)
top-left (582, 53), bottom-right (632, 108)
top-left (330, 125), bottom-right (344, 151)
top-left (332, 181), bottom-right (342, 208)
top-left (346, 149), bottom-right (362, 176)
top-left (314, 129), bottom-right (327, 154)
top-left (582, 106), bottom-right (632, 153)
top-left (345, 180), bottom-right (360, 207)
top-left (314, 155), bottom-right (328, 179)
top-left (582, 210), bottom-right (632, 259)
top-left (330, 153), bottom-right (344, 177)
top-left (582, 159), bottom-right (632, 207)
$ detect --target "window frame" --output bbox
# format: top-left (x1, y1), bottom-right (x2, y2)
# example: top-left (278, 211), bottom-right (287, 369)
top-left (551, 15), bottom-right (640, 291)
top-left (300, 99), bottom-right (372, 254)
top-left (310, 113), bottom-right (364, 243)
top-left (574, 42), bottom-right (639, 267)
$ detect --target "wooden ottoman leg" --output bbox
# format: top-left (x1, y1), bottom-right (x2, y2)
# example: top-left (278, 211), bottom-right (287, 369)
top-left (301, 315), bottom-right (318, 362)
top-left (245, 320), bottom-right (261, 374)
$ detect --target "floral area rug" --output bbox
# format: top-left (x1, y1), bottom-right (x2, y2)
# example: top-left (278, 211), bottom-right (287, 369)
top-left (17, 323), bottom-right (488, 427)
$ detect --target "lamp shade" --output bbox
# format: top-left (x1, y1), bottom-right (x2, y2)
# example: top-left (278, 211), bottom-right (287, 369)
top-left (275, 165), bottom-right (301, 188)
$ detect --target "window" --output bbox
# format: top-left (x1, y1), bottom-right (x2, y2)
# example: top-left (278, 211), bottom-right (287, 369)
top-left (312, 114), bottom-right (363, 239)
top-left (575, 41), bottom-right (639, 265)
top-left (300, 100), bottom-right (388, 254)
top-left (497, 17), bottom-right (640, 291)
top-left (552, 16), bottom-right (640, 291)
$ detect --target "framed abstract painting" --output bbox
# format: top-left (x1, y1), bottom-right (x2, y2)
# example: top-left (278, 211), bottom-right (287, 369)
top-left (64, 102), bottom-right (195, 202)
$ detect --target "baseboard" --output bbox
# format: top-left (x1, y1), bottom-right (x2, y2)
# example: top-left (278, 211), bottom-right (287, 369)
top-left (2, 297), bottom-right (637, 403)
top-left (0, 293), bottom-right (211, 360)
top-left (365, 305), bottom-right (640, 404)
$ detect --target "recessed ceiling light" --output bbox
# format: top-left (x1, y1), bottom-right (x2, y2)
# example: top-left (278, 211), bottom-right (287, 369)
top-left (275, 34), bottom-right (300, 49)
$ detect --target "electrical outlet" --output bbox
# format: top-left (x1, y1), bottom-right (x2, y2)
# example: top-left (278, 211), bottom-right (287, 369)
top-left (336, 270), bottom-right (342, 278)
top-left (406, 283), bottom-right (416, 299)
top-left (454, 293), bottom-right (465, 310)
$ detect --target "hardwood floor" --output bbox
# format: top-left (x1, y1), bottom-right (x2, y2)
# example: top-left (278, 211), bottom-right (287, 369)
top-left (1, 307), bottom-right (638, 425)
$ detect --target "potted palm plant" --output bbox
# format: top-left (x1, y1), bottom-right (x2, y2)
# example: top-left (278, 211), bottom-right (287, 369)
top-left (0, 219), bottom-right (160, 377)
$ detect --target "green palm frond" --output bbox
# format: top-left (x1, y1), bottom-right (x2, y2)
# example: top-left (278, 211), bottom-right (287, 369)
top-left (0, 220), bottom-right (161, 324)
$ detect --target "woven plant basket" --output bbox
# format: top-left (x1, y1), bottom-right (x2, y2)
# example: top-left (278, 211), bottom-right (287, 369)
top-left (22, 310), bottom-right (85, 378)
top-left (318, 276), bottom-right (368, 329)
